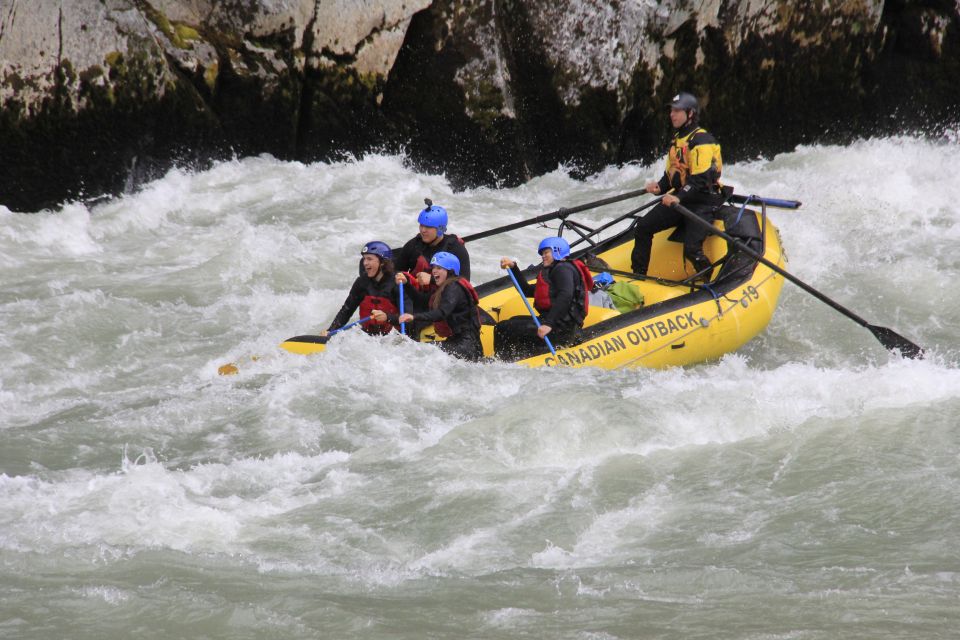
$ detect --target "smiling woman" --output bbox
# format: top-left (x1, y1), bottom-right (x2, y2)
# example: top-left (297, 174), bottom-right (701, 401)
top-left (319, 241), bottom-right (410, 337)
top-left (397, 251), bottom-right (484, 361)
top-left (1, 140), bottom-right (959, 639)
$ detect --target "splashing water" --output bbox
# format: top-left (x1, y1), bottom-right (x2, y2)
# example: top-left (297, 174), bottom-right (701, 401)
top-left (1, 137), bottom-right (959, 638)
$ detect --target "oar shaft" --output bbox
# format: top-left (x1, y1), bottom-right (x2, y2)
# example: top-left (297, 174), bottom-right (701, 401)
top-left (462, 188), bottom-right (650, 243)
top-left (600, 266), bottom-right (703, 289)
top-left (728, 194), bottom-right (802, 209)
top-left (330, 315), bottom-right (373, 335)
top-left (569, 196), bottom-right (666, 252)
top-left (672, 204), bottom-right (873, 327)
top-left (672, 203), bottom-right (922, 357)
top-left (399, 281), bottom-right (406, 335)
top-left (505, 267), bottom-right (556, 356)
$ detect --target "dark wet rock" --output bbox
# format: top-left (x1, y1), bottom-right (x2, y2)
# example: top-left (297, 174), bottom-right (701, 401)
top-left (1, 0), bottom-right (957, 212)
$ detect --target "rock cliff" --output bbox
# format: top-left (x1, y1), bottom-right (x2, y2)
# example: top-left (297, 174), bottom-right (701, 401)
top-left (1, 0), bottom-right (957, 211)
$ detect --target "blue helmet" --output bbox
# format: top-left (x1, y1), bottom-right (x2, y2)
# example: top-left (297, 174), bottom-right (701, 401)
top-left (537, 236), bottom-right (570, 260)
top-left (593, 272), bottom-right (614, 288)
top-left (418, 198), bottom-right (448, 235)
top-left (429, 251), bottom-right (460, 275)
top-left (361, 241), bottom-right (392, 261)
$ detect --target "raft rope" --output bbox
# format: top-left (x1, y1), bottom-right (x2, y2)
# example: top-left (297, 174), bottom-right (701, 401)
top-left (699, 282), bottom-right (725, 317)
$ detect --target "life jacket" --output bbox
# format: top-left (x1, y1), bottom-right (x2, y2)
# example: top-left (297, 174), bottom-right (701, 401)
top-left (412, 255), bottom-right (431, 278)
top-left (410, 234), bottom-right (466, 278)
top-left (409, 235), bottom-right (466, 297)
top-left (533, 259), bottom-right (593, 317)
top-left (666, 126), bottom-right (723, 192)
top-left (433, 279), bottom-right (480, 338)
top-left (401, 270), bottom-right (432, 295)
top-left (358, 295), bottom-right (400, 334)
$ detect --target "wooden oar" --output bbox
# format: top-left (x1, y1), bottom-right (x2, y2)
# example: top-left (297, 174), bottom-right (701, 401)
top-left (671, 202), bottom-right (924, 359)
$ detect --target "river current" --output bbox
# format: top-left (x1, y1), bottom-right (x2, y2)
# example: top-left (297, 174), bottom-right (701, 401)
top-left (2, 135), bottom-right (959, 639)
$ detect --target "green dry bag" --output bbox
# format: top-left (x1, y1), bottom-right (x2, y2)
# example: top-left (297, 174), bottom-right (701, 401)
top-left (607, 281), bottom-right (644, 313)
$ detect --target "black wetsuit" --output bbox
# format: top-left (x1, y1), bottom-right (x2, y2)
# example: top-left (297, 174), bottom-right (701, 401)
top-left (494, 260), bottom-right (586, 360)
top-left (631, 121), bottom-right (724, 276)
top-left (328, 274), bottom-right (412, 334)
top-left (394, 234), bottom-right (471, 283)
top-left (411, 280), bottom-right (482, 361)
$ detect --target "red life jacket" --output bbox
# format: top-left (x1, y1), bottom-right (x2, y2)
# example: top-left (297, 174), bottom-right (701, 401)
top-left (533, 259), bottom-right (593, 315)
top-left (358, 295), bottom-right (400, 334)
top-left (406, 234), bottom-right (464, 295)
top-left (433, 279), bottom-right (480, 337)
top-left (412, 255), bottom-right (431, 277)
top-left (401, 270), bottom-right (434, 295)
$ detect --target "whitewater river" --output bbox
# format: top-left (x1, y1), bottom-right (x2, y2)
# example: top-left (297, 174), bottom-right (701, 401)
top-left (2, 136), bottom-right (959, 639)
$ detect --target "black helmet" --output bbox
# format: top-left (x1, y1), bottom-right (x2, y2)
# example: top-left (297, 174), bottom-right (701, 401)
top-left (668, 92), bottom-right (699, 118)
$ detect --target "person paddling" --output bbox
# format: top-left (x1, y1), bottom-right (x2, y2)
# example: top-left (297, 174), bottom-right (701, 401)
top-left (394, 199), bottom-right (471, 293)
top-left (321, 241), bottom-right (412, 337)
top-left (631, 91), bottom-right (724, 282)
top-left (397, 252), bottom-right (482, 361)
top-left (494, 236), bottom-right (593, 359)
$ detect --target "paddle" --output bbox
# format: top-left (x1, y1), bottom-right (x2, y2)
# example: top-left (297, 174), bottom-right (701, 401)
top-left (670, 202), bottom-right (924, 359)
top-left (217, 316), bottom-right (375, 376)
top-left (728, 194), bottom-right (802, 209)
top-left (399, 281), bottom-right (406, 335)
top-left (463, 190), bottom-right (796, 248)
top-left (504, 266), bottom-right (556, 356)
top-left (329, 315), bottom-right (373, 336)
top-left (461, 188), bottom-right (651, 243)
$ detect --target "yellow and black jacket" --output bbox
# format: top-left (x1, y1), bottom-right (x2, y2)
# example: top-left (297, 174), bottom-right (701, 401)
top-left (656, 122), bottom-right (723, 205)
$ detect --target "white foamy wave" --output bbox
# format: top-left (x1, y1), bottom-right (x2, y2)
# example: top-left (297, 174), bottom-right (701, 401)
top-left (1, 136), bottom-right (959, 610)
top-left (0, 202), bottom-right (100, 258)
top-left (0, 449), bottom-right (349, 556)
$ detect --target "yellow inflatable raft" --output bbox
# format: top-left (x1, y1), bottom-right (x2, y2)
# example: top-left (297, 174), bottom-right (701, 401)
top-left (277, 196), bottom-right (787, 370)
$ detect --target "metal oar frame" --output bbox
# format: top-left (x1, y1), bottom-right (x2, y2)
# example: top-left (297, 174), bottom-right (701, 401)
top-left (557, 194), bottom-right (771, 293)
